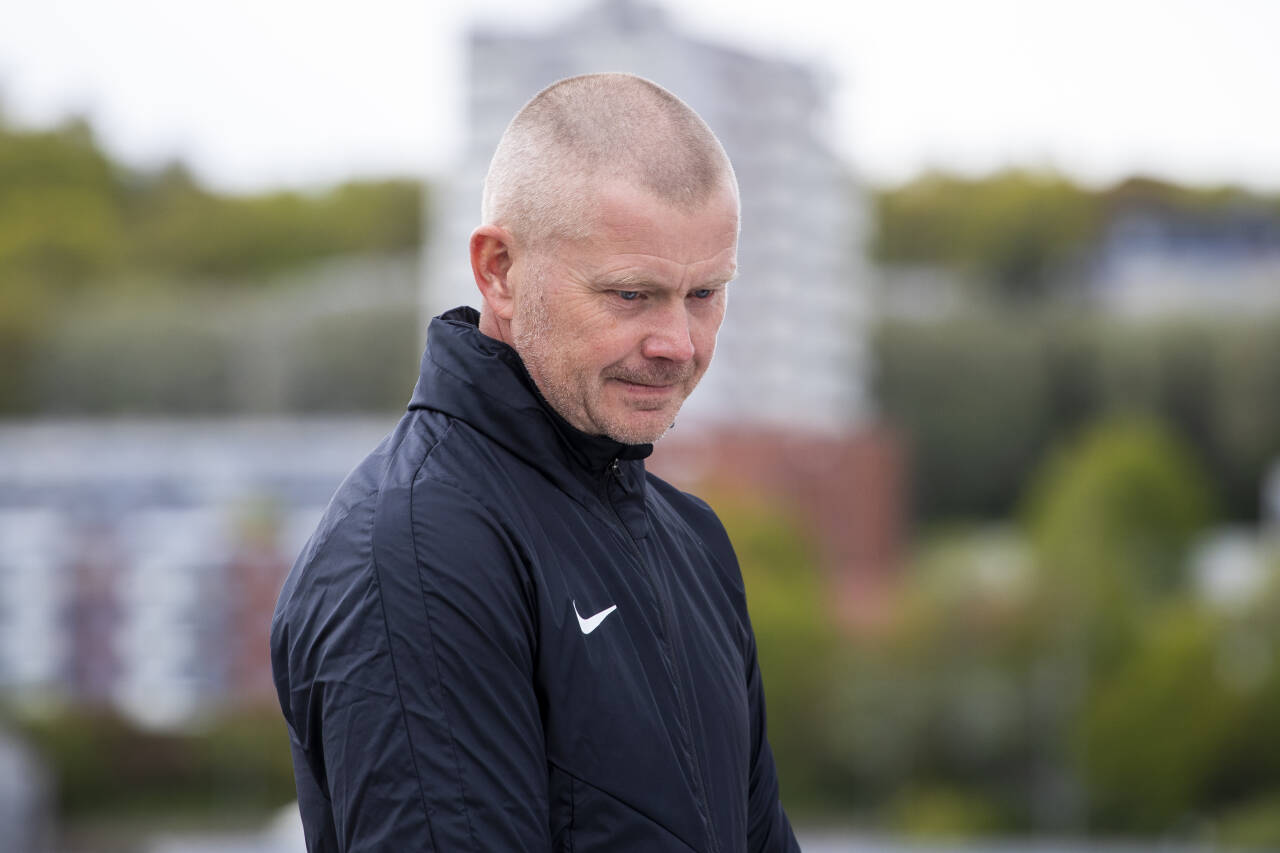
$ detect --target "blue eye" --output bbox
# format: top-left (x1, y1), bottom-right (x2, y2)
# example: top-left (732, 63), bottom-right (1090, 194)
top-left (617, 291), bottom-right (641, 301)
top-left (691, 289), bottom-right (713, 299)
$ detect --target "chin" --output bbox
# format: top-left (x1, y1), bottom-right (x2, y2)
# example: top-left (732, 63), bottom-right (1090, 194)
top-left (605, 414), bottom-right (677, 445)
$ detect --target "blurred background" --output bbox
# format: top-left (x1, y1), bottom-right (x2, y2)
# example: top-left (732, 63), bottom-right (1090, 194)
top-left (2, 0), bottom-right (1280, 850)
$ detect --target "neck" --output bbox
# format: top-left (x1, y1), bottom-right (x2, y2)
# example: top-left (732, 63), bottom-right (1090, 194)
top-left (477, 305), bottom-right (513, 346)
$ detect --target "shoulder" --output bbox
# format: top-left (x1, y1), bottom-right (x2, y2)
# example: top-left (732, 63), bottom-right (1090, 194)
top-left (644, 471), bottom-right (743, 589)
top-left (351, 410), bottom-right (530, 587)
top-left (272, 410), bottom-right (460, 640)
top-left (645, 472), bottom-right (730, 541)
top-left (271, 408), bottom-right (528, 684)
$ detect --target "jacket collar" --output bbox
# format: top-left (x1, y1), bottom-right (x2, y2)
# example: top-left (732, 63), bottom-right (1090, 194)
top-left (409, 307), bottom-right (652, 498)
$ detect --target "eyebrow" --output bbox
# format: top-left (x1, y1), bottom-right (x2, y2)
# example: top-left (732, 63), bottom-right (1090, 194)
top-left (597, 269), bottom-right (739, 289)
top-left (597, 271), bottom-right (650, 289)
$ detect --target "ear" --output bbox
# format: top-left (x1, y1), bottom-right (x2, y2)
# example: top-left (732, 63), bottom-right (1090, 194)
top-left (470, 225), bottom-right (516, 323)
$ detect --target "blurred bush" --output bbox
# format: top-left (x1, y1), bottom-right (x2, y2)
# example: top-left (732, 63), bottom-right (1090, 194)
top-left (9, 707), bottom-right (296, 820)
top-left (0, 114), bottom-right (424, 415)
top-left (874, 170), bottom-right (1101, 304)
top-left (872, 170), bottom-right (1276, 306)
top-left (876, 313), bottom-right (1280, 523)
top-left (125, 168), bottom-right (421, 279)
top-left (802, 417), bottom-right (1280, 842)
top-left (1025, 416), bottom-right (1215, 606)
top-left (820, 527), bottom-right (1045, 833)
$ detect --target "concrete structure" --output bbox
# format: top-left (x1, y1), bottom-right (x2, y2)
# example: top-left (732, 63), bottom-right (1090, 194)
top-left (1092, 205), bottom-right (1280, 318)
top-left (0, 729), bottom-right (51, 853)
top-left (0, 418), bottom-right (392, 728)
top-left (427, 0), bottom-right (871, 433)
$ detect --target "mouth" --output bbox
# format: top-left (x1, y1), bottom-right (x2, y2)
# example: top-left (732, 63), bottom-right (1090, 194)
top-left (608, 367), bottom-right (691, 389)
top-left (614, 378), bottom-right (676, 393)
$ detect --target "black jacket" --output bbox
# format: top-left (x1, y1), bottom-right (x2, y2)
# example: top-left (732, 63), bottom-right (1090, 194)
top-left (271, 307), bottom-right (800, 852)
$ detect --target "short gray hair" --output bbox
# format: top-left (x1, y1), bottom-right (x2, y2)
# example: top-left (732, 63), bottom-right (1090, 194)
top-left (481, 73), bottom-right (738, 246)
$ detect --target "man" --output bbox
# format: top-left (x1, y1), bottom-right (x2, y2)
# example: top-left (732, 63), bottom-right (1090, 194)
top-left (271, 72), bottom-right (801, 852)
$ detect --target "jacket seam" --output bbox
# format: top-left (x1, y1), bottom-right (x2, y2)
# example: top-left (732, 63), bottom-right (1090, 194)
top-left (404, 418), bottom-right (486, 852)
top-left (369, 417), bottom-right (455, 853)
top-left (547, 760), bottom-right (704, 853)
top-left (411, 428), bottom-right (540, 613)
top-left (568, 773), bottom-right (576, 853)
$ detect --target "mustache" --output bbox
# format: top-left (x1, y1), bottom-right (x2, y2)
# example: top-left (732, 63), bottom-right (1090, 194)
top-left (606, 363), bottom-right (694, 387)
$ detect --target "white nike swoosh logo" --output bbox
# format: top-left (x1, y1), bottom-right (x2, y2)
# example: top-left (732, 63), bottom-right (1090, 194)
top-left (573, 600), bottom-right (618, 635)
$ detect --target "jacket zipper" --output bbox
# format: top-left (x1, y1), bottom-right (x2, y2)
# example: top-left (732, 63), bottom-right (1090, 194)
top-left (601, 460), bottom-right (721, 853)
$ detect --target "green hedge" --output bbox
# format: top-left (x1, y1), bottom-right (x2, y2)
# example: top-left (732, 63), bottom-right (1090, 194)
top-left (874, 311), bottom-right (1280, 523)
top-left (9, 706), bottom-right (296, 819)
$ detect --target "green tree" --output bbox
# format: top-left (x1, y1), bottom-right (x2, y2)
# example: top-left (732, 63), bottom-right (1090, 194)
top-left (827, 528), bottom-right (1039, 833)
top-left (0, 112), bottom-right (426, 413)
top-left (1024, 415), bottom-right (1216, 607)
top-left (874, 315), bottom-right (1056, 520)
top-left (876, 313), bottom-right (1280, 525)
top-left (873, 170), bottom-right (1101, 302)
top-left (1019, 416), bottom-right (1226, 833)
top-left (126, 178), bottom-right (421, 279)
top-left (1078, 604), bottom-right (1246, 831)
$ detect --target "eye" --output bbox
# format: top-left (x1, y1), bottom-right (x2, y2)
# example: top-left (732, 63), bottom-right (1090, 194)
top-left (616, 290), bottom-right (641, 301)
top-left (690, 289), bottom-right (714, 299)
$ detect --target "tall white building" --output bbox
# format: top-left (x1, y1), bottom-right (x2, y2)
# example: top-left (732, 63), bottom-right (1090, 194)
top-left (427, 0), bottom-right (870, 431)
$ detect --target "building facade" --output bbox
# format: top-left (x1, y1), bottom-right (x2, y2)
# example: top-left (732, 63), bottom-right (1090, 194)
top-left (1092, 205), bottom-right (1280, 317)
top-left (0, 419), bottom-right (391, 728)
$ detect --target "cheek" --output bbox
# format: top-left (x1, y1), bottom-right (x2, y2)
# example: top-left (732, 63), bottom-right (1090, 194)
top-left (692, 306), bottom-right (725, 357)
top-left (595, 318), bottom-right (646, 359)
top-left (573, 331), bottom-right (626, 377)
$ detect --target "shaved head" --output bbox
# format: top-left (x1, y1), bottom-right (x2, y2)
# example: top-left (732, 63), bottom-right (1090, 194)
top-left (481, 72), bottom-right (738, 247)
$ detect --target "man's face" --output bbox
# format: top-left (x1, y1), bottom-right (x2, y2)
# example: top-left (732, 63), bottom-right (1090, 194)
top-left (510, 181), bottom-right (739, 445)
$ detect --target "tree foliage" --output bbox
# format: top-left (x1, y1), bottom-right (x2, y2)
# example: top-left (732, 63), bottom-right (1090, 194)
top-left (1024, 415), bottom-right (1215, 602)
top-left (872, 170), bottom-right (1101, 302)
top-left (11, 707), bottom-right (296, 819)
top-left (815, 420), bottom-right (1280, 840)
top-left (872, 169), bottom-right (1279, 303)
top-left (0, 115), bottom-right (424, 414)
top-left (875, 312), bottom-right (1280, 523)
top-left (125, 169), bottom-right (422, 278)
top-left (0, 116), bottom-right (422, 286)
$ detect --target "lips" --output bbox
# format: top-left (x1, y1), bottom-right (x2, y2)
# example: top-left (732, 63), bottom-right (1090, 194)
top-left (607, 367), bottom-right (692, 388)
top-left (617, 379), bottom-right (674, 390)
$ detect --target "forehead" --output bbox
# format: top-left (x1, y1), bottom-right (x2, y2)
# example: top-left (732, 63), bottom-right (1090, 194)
top-left (592, 178), bottom-right (739, 230)
top-left (569, 181), bottom-right (739, 278)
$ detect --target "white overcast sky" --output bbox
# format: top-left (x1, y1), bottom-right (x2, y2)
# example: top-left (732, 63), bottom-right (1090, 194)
top-left (1, 0), bottom-right (1278, 192)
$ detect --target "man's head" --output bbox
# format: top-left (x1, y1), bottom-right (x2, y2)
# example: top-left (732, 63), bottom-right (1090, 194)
top-left (469, 73), bottom-right (740, 445)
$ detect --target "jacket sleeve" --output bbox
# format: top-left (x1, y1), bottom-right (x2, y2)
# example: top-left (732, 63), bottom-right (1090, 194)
top-left (274, 476), bottom-right (551, 852)
top-left (744, 624), bottom-right (802, 853)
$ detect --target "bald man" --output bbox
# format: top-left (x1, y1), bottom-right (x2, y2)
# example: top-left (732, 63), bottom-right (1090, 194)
top-left (271, 73), bottom-right (801, 853)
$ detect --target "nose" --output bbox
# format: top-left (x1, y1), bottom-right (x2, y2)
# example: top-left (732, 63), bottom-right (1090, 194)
top-left (641, 301), bottom-right (695, 363)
